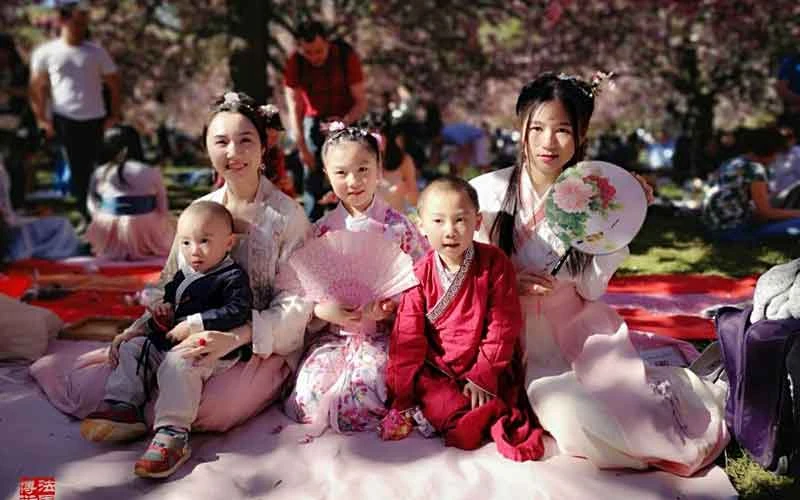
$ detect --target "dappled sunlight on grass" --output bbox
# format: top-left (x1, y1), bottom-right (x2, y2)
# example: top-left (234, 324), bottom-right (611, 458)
top-left (620, 212), bottom-right (798, 277)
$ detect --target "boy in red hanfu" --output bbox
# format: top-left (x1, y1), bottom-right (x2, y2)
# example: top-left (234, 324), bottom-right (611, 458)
top-left (383, 176), bottom-right (545, 461)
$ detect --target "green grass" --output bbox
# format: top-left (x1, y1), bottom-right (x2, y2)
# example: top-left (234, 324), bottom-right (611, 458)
top-left (724, 447), bottom-right (800, 500)
top-left (621, 206), bottom-right (798, 277)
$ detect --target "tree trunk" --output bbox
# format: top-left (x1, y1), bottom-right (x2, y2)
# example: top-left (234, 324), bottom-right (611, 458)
top-left (227, 0), bottom-right (270, 104)
top-left (685, 91), bottom-right (715, 180)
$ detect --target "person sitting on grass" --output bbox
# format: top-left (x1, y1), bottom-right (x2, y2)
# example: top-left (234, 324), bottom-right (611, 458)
top-left (0, 160), bottom-right (80, 263)
top-left (703, 126), bottom-right (800, 241)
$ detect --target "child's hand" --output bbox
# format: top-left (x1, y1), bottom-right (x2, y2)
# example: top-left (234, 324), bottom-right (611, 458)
top-left (517, 271), bottom-right (554, 296)
top-left (463, 381), bottom-right (493, 409)
top-left (109, 327), bottom-right (140, 368)
top-left (150, 301), bottom-right (174, 331)
top-left (166, 321), bottom-right (192, 344)
top-left (361, 299), bottom-right (397, 322)
top-left (109, 333), bottom-right (127, 368)
top-left (314, 302), bottom-right (362, 330)
top-left (378, 409), bottom-right (414, 441)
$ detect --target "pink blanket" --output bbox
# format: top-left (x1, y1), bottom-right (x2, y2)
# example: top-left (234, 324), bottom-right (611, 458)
top-left (0, 362), bottom-right (736, 499)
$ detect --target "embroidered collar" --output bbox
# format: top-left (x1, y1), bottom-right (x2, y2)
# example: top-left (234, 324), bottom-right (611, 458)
top-left (427, 244), bottom-right (475, 324)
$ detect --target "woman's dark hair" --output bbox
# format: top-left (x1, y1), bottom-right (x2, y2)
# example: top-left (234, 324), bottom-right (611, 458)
top-left (490, 72), bottom-right (596, 276)
top-left (740, 126), bottom-right (787, 158)
top-left (321, 126), bottom-right (381, 169)
top-left (202, 91), bottom-right (268, 151)
top-left (382, 124), bottom-right (407, 172)
top-left (259, 103), bottom-right (284, 181)
top-left (359, 110), bottom-right (406, 172)
top-left (97, 127), bottom-right (132, 186)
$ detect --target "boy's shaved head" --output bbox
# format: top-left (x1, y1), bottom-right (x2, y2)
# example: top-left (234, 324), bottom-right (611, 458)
top-left (181, 201), bottom-right (235, 233)
top-left (418, 175), bottom-right (480, 215)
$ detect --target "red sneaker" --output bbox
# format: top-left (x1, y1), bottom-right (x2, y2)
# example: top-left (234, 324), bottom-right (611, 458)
top-left (134, 427), bottom-right (191, 479)
top-left (80, 401), bottom-right (147, 443)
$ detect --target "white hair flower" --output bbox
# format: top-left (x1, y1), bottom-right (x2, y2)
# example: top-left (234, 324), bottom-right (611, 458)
top-left (223, 92), bottom-right (241, 106)
top-left (328, 121), bottom-right (347, 132)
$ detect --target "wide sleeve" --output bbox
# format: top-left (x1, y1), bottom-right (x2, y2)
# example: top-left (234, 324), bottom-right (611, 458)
top-left (386, 285), bottom-right (429, 411)
top-left (251, 202), bottom-right (314, 357)
top-left (465, 253), bottom-right (523, 396)
top-left (574, 247), bottom-right (629, 301)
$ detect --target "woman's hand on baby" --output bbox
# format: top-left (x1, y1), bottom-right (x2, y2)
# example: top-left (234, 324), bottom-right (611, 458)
top-left (632, 173), bottom-right (655, 205)
top-left (517, 271), bottom-right (554, 297)
top-left (314, 302), bottom-right (362, 330)
top-left (177, 331), bottom-right (240, 368)
top-left (361, 299), bottom-right (397, 322)
top-left (463, 381), bottom-right (493, 409)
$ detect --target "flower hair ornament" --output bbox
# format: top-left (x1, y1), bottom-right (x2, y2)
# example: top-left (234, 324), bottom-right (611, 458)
top-left (556, 71), bottom-right (614, 98)
top-left (589, 71), bottom-right (614, 98)
top-left (259, 103), bottom-right (279, 116)
top-left (223, 91), bottom-right (241, 106)
top-left (328, 121), bottom-right (347, 132)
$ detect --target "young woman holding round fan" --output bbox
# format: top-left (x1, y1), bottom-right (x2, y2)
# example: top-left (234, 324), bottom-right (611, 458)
top-left (77, 91), bottom-right (313, 479)
top-left (284, 124), bottom-right (429, 434)
top-left (469, 73), bottom-right (728, 475)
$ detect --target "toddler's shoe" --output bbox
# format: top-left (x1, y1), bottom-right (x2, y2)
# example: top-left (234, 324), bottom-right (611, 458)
top-left (80, 400), bottom-right (147, 442)
top-left (134, 426), bottom-right (191, 479)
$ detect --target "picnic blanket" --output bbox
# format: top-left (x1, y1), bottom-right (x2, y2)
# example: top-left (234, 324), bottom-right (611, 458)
top-left (0, 258), bottom-right (163, 324)
top-left (0, 360), bottom-right (736, 500)
top-left (1, 262), bottom-right (757, 340)
top-left (603, 274), bottom-right (757, 340)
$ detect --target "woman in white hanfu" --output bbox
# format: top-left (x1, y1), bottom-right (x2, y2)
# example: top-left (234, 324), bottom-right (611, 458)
top-left (471, 73), bottom-right (728, 476)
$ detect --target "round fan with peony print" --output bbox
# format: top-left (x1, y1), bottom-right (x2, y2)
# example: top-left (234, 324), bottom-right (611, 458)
top-left (545, 161), bottom-right (648, 275)
top-left (275, 229), bottom-right (419, 306)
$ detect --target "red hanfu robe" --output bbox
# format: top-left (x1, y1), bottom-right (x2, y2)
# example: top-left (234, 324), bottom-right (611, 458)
top-left (387, 241), bottom-right (545, 461)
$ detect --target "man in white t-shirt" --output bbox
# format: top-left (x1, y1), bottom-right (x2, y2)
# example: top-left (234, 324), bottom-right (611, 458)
top-left (29, 0), bottom-right (121, 218)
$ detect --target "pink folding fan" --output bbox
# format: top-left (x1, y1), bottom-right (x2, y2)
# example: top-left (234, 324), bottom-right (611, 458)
top-left (275, 230), bottom-right (419, 306)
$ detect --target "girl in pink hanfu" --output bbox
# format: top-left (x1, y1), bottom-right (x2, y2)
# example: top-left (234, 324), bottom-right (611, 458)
top-left (285, 125), bottom-right (429, 434)
top-left (470, 73), bottom-right (728, 476)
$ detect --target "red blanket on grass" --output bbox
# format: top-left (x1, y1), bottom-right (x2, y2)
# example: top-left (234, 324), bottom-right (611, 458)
top-left (0, 258), bottom-right (162, 323)
top-left (0, 261), bottom-right (756, 339)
